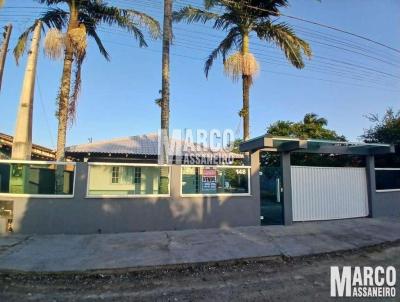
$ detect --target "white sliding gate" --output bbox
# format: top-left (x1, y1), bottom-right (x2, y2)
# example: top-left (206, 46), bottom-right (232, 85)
top-left (291, 166), bottom-right (369, 221)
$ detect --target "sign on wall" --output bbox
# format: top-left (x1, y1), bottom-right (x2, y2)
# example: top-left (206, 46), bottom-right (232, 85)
top-left (202, 168), bottom-right (217, 193)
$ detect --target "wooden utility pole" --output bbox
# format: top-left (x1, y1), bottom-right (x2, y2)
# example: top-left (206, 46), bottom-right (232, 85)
top-left (12, 21), bottom-right (42, 160)
top-left (0, 24), bottom-right (12, 92)
top-left (160, 0), bottom-right (172, 164)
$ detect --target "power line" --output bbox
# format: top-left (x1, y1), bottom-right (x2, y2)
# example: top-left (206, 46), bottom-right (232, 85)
top-left (2, 14), bottom-right (396, 87)
top-left (2, 3), bottom-right (399, 91)
top-left (99, 37), bottom-right (400, 92)
top-left (178, 0), bottom-right (400, 54)
top-left (97, 25), bottom-right (400, 83)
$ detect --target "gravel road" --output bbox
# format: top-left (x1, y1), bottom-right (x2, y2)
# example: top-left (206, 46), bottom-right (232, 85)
top-left (0, 242), bottom-right (399, 301)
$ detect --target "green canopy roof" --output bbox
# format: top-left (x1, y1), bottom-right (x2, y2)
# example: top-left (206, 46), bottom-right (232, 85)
top-left (239, 135), bottom-right (395, 155)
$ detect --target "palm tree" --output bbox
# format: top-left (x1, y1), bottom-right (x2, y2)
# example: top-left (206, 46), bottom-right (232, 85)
top-left (160, 0), bottom-right (172, 164)
top-left (303, 113), bottom-right (328, 127)
top-left (174, 0), bottom-right (312, 143)
top-left (14, 0), bottom-right (161, 161)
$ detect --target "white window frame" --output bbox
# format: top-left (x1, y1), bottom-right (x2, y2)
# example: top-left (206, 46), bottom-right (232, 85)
top-left (86, 162), bottom-right (171, 198)
top-left (180, 165), bottom-right (252, 197)
top-left (375, 168), bottom-right (400, 192)
top-left (134, 167), bottom-right (142, 184)
top-left (111, 166), bottom-right (120, 184)
top-left (0, 160), bottom-right (76, 198)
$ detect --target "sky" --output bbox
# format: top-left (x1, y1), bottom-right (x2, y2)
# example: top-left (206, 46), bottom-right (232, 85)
top-left (0, 0), bottom-right (399, 149)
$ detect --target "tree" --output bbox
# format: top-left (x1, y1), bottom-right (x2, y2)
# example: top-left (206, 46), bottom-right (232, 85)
top-left (362, 108), bottom-right (400, 145)
top-left (267, 112), bottom-right (346, 140)
top-left (362, 108), bottom-right (400, 167)
top-left (160, 0), bottom-right (172, 164)
top-left (263, 113), bottom-right (358, 167)
top-left (173, 0), bottom-right (312, 143)
top-left (14, 0), bottom-right (161, 161)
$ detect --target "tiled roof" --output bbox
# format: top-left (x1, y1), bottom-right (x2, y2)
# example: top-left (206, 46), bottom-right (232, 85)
top-left (66, 133), bottom-right (243, 158)
top-left (0, 132), bottom-right (55, 160)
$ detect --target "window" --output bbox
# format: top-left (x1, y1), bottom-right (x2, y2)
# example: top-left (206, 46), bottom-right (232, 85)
top-left (375, 168), bottom-right (400, 191)
top-left (134, 167), bottom-right (141, 184)
top-left (0, 161), bottom-right (75, 196)
top-left (88, 164), bottom-right (170, 196)
top-left (181, 166), bottom-right (250, 195)
top-left (111, 167), bottom-right (120, 184)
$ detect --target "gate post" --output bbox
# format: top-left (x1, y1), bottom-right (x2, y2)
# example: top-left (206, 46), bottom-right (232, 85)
top-left (250, 150), bottom-right (261, 225)
top-left (365, 155), bottom-right (376, 217)
top-left (281, 152), bottom-right (293, 225)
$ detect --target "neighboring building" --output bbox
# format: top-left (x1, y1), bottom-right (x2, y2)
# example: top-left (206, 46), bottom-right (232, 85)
top-left (0, 133), bottom-right (55, 160)
top-left (66, 133), bottom-right (243, 196)
top-left (66, 133), bottom-right (243, 163)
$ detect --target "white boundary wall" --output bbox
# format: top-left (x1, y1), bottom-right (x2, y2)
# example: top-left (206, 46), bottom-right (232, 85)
top-left (291, 166), bottom-right (369, 221)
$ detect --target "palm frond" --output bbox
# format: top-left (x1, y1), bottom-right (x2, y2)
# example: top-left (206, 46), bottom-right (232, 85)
top-left (204, 26), bottom-right (240, 77)
top-left (255, 21), bottom-right (312, 68)
top-left (125, 9), bottom-right (161, 39)
top-left (39, 8), bottom-right (69, 30)
top-left (13, 22), bottom-right (37, 65)
top-left (78, 12), bottom-right (109, 60)
top-left (173, 6), bottom-right (219, 24)
top-left (69, 53), bottom-right (85, 125)
top-left (36, 0), bottom-right (67, 4)
top-left (82, 2), bottom-right (161, 46)
top-left (13, 8), bottom-right (68, 64)
top-left (204, 0), bottom-right (220, 10)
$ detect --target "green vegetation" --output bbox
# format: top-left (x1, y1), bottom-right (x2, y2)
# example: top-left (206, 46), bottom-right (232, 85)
top-left (267, 113), bottom-right (346, 140)
top-left (14, 0), bottom-right (160, 161)
top-left (363, 108), bottom-right (400, 167)
top-left (174, 0), bottom-right (312, 142)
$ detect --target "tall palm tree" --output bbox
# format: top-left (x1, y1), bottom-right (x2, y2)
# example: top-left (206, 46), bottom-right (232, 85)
top-left (174, 0), bottom-right (312, 143)
top-left (14, 0), bottom-right (161, 161)
top-left (160, 0), bottom-right (172, 164)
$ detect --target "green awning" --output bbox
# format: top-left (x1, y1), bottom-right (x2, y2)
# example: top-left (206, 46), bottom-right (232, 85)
top-left (239, 135), bottom-right (395, 155)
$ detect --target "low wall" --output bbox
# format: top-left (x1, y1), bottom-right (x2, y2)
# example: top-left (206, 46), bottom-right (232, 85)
top-left (372, 191), bottom-right (400, 218)
top-left (3, 160), bottom-right (260, 234)
top-left (366, 156), bottom-right (400, 219)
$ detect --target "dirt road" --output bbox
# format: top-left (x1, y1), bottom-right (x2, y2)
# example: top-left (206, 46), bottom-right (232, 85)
top-left (0, 243), bottom-right (399, 301)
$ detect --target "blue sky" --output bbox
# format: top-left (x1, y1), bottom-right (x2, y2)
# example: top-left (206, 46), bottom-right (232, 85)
top-left (0, 0), bottom-right (399, 149)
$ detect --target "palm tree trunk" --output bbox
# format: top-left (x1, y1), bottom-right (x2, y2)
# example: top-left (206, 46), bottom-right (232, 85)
top-left (55, 0), bottom-right (78, 162)
top-left (55, 1), bottom-right (78, 194)
top-left (55, 49), bottom-right (73, 162)
top-left (242, 75), bottom-right (250, 141)
top-left (242, 32), bottom-right (251, 163)
top-left (160, 0), bottom-right (172, 164)
top-left (241, 32), bottom-right (250, 142)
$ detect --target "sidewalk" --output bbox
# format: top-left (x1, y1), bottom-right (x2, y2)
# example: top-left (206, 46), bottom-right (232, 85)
top-left (0, 217), bottom-right (399, 273)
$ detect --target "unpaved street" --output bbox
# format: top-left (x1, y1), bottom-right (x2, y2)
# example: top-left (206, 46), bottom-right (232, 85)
top-left (0, 243), bottom-right (399, 302)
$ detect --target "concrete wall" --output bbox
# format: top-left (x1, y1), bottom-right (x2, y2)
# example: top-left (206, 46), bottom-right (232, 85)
top-left (373, 191), bottom-right (400, 217)
top-left (3, 156), bottom-right (260, 234)
top-left (366, 156), bottom-right (400, 218)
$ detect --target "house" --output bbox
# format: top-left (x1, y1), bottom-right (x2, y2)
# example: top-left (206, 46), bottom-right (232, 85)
top-left (66, 133), bottom-right (243, 196)
top-left (0, 132), bottom-right (55, 160)
top-left (66, 133), bottom-right (243, 163)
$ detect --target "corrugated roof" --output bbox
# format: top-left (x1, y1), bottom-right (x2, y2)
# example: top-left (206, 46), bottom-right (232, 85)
top-left (66, 133), bottom-right (243, 158)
